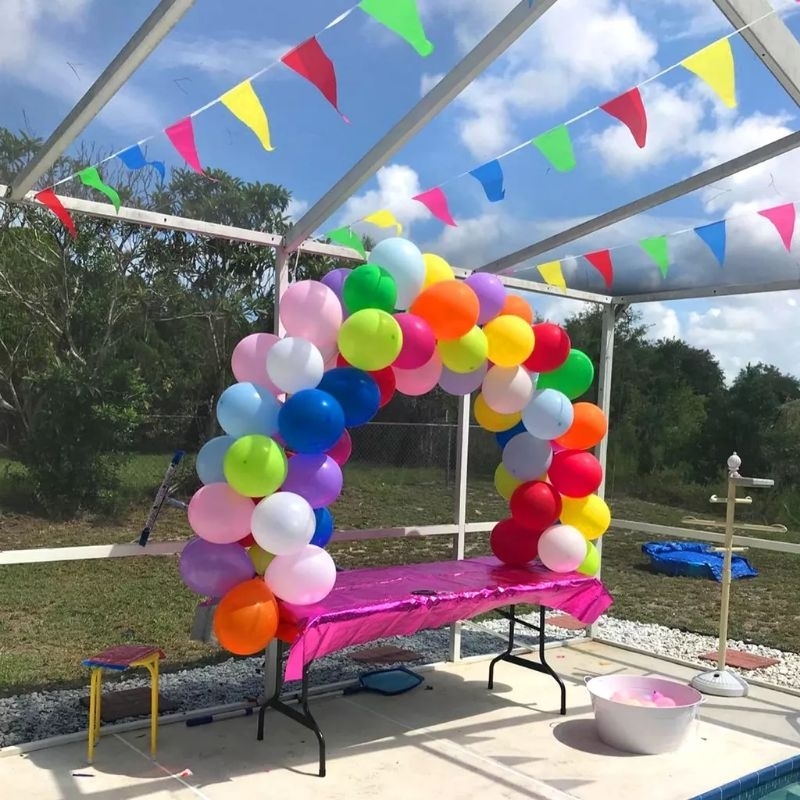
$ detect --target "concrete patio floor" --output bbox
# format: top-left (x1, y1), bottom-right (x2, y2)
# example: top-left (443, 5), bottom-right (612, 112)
top-left (3, 640), bottom-right (799, 800)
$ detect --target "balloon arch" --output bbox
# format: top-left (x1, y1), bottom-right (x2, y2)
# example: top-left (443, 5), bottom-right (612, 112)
top-left (179, 237), bottom-right (610, 656)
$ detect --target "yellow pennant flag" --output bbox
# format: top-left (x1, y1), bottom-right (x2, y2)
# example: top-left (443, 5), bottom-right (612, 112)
top-left (220, 80), bottom-right (274, 151)
top-left (681, 38), bottom-right (736, 109)
top-left (537, 260), bottom-right (566, 292)
top-left (363, 209), bottom-right (402, 234)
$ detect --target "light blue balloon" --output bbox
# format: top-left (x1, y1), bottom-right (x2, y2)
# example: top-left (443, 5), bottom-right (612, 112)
top-left (522, 389), bottom-right (574, 441)
top-left (502, 433), bottom-right (553, 481)
top-left (369, 237), bottom-right (425, 310)
top-left (216, 382), bottom-right (281, 439)
top-left (196, 435), bottom-right (235, 485)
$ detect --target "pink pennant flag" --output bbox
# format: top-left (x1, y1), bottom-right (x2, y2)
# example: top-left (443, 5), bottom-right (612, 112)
top-left (758, 203), bottom-right (796, 251)
top-left (412, 187), bottom-right (457, 226)
top-left (164, 117), bottom-right (204, 174)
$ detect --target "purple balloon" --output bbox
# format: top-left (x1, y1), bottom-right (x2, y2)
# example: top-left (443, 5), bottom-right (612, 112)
top-left (282, 454), bottom-right (343, 508)
top-left (439, 362), bottom-right (488, 395)
top-left (321, 268), bottom-right (352, 301)
top-left (179, 538), bottom-right (255, 598)
top-left (465, 272), bottom-right (507, 324)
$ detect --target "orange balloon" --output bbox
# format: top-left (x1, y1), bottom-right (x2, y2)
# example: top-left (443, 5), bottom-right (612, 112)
top-left (556, 402), bottom-right (608, 450)
top-left (500, 294), bottom-right (533, 324)
top-left (410, 280), bottom-right (480, 340)
top-left (213, 578), bottom-right (279, 656)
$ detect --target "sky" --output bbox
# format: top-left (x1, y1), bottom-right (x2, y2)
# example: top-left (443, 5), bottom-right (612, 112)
top-left (1, 0), bottom-right (800, 381)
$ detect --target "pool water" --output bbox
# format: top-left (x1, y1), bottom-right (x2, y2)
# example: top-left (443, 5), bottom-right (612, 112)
top-left (690, 756), bottom-right (800, 799)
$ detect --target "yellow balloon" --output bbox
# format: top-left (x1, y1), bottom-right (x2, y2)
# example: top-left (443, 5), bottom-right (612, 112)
top-left (483, 314), bottom-right (535, 368)
top-left (474, 393), bottom-right (521, 433)
top-left (494, 463), bottom-right (522, 501)
top-left (422, 253), bottom-right (454, 288)
top-left (248, 545), bottom-right (274, 576)
top-left (560, 494), bottom-right (611, 540)
top-left (437, 326), bottom-right (488, 374)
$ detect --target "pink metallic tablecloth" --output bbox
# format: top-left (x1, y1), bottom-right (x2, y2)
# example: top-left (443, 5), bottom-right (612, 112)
top-left (278, 557), bottom-right (613, 681)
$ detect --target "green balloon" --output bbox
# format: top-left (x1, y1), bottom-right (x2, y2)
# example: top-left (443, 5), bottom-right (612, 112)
top-left (342, 263), bottom-right (397, 314)
top-left (337, 308), bottom-right (403, 371)
top-left (223, 435), bottom-right (287, 498)
top-left (577, 540), bottom-right (600, 577)
top-left (536, 349), bottom-right (594, 399)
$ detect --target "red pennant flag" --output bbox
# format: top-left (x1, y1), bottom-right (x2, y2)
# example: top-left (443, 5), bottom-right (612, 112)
top-left (34, 188), bottom-right (77, 239)
top-left (413, 187), bottom-right (457, 226)
top-left (600, 88), bottom-right (648, 149)
top-left (584, 250), bottom-right (614, 287)
top-left (164, 117), bottom-right (204, 173)
top-left (281, 37), bottom-right (349, 122)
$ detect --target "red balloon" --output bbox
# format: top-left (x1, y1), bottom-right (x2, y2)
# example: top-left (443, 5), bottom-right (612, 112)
top-left (525, 323), bottom-right (571, 373)
top-left (326, 429), bottom-right (352, 466)
top-left (548, 449), bottom-right (603, 498)
top-left (490, 518), bottom-right (541, 566)
top-left (237, 533), bottom-right (256, 548)
top-left (509, 481), bottom-right (562, 532)
top-left (371, 366), bottom-right (396, 407)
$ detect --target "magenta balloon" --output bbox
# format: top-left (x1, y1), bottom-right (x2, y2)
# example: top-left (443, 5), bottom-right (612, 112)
top-left (281, 454), bottom-right (343, 508)
top-left (439, 362), bottom-right (488, 395)
top-left (321, 268), bottom-right (352, 300)
top-left (465, 273), bottom-right (507, 325)
top-left (326, 429), bottom-right (352, 466)
top-left (393, 312), bottom-right (436, 369)
top-left (179, 538), bottom-right (255, 597)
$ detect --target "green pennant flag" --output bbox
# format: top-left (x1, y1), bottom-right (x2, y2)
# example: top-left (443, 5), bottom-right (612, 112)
top-left (358, 0), bottom-right (434, 57)
top-left (78, 166), bottom-right (121, 212)
top-left (325, 226), bottom-right (366, 259)
top-left (531, 125), bottom-right (576, 172)
top-left (640, 235), bottom-right (670, 278)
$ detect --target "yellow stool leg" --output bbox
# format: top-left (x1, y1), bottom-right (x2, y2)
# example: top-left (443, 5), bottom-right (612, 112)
top-left (147, 659), bottom-right (159, 757)
top-left (87, 669), bottom-right (101, 763)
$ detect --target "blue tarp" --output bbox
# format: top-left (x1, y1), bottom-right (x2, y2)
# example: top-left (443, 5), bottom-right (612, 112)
top-left (642, 541), bottom-right (758, 582)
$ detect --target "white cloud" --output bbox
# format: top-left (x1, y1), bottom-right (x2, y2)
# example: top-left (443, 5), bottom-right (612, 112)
top-left (286, 196), bottom-right (309, 221)
top-left (154, 36), bottom-right (289, 79)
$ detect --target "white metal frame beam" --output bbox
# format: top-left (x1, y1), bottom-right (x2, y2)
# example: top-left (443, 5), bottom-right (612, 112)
top-left (9, 0), bottom-right (196, 200)
top-left (617, 277), bottom-right (800, 304)
top-left (283, 0), bottom-right (562, 250)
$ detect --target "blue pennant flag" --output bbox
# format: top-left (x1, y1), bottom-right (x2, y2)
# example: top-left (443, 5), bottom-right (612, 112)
top-left (469, 159), bottom-right (506, 203)
top-left (117, 144), bottom-right (166, 180)
top-left (694, 220), bottom-right (726, 267)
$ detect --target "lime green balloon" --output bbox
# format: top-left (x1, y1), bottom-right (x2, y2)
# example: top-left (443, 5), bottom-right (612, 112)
top-left (577, 541), bottom-right (600, 577)
top-left (337, 308), bottom-right (403, 371)
top-left (343, 264), bottom-right (397, 314)
top-left (223, 434), bottom-right (287, 498)
top-left (536, 349), bottom-right (594, 399)
top-left (437, 326), bottom-right (488, 373)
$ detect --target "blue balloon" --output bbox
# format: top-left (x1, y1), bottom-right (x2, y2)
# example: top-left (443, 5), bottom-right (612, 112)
top-left (216, 382), bottom-right (280, 439)
top-left (502, 432), bottom-right (553, 481)
top-left (522, 388), bottom-right (574, 441)
top-left (369, 237), bottom-right (425, 310)
top-left (196, 435), bottom-right (235, 485)
top-left (311, 507), bottom-right (334, 548)
top-left (278, 389), bottom-right (346, 454)
top-left (318, 367), bottom-right (380, 427)
top-left (495, 421), bottom-right (526, 449)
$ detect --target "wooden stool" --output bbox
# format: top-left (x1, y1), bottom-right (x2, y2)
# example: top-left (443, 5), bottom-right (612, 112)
top-left (84, 645), bottom-right (164, 762)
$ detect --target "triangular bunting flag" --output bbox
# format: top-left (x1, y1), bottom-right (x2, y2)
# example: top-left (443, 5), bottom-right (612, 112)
top-left (694, 220), bottom-right (727, 266)
top-left (326, 226), bottom-right (367, 258)
top-left (358, 0), bottom-right (434, 57)
top-left (281, 37), bottom-right (348, 121)
top-left (531, 125), bottom-right (576, 172)
top-left (681, 39), bottom-right (737, 109)
top-left (537, 260), bottom-right (566, 292)
top-left (164, 117), bottom-right (204, 174)
top-left (34, 189), bottom-right (77, 239)
top-left (117, 144), bottom-right (166, 180)
top-left (600, 88), bottom-right (648, 149)
top-left (758, 203), bottom-right (796, 251)
top-left (78, 166), bottom-right (121, 212)
top-left (640, 236), bottom-right (670, 279)
top-left (413, 187), bottom-right (457, 226)
top-left (584, 250), bottom-right (614, 287)
top-left (363, 209), bottom-right (402, 234)
top-left (220, 81), bottom-right (274, 151)
top-left (469, 159), bottom-right (505, 202)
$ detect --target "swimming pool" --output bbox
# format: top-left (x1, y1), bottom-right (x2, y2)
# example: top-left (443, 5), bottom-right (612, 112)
top-left (689, 755), bottom-right (800, 799)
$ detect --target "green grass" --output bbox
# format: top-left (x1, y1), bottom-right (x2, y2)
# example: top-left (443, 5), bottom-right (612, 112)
top-left (0, 454), bottom-right (798, 694)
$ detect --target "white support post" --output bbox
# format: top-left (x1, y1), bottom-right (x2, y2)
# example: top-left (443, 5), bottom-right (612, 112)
top-left (448, 394), bottom-right (472, 662)
top-left (273, 248), bottom-right (290, 337)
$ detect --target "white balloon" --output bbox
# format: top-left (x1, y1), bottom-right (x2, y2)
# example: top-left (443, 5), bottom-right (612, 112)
top-left (251, 492), bottom-right (315, 556)
top-left (538, 525), bottom-right (588, 573)
top-left (266, 337), bottom-right (324, 394)
top-left (369, 237), bottom-right (425, 310)
top-left (265, 545), bottom-right (337, 605)
top-left (482, 366), bottom-right (534, 414)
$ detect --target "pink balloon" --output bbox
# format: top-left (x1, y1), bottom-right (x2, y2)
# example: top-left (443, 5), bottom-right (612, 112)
top-left (394, 350), bottom-right (443, 396)
top-left (393, 313), bottom-right (436, 370)
top-left (231, 333), bottom-right (281, 394)
top-left (326, 429), bottom-right (352, 466)
top-left (279, 280), bottom-right (343, 350)
top-left (187, 483), bottom-right (255, 544)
